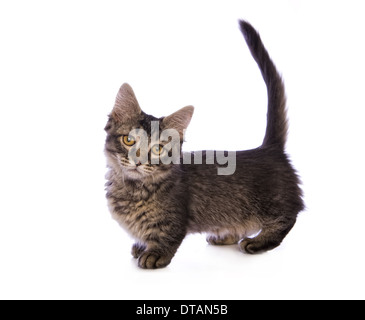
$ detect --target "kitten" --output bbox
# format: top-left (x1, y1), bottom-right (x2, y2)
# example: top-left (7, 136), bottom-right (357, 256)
top-left (104, 20), bottom-right (304, 269)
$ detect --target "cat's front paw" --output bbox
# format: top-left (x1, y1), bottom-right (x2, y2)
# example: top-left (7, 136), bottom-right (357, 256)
top-left (131, 243), bottom-right (146, 259)
top-left (138, 251), bottom-right (172, 269)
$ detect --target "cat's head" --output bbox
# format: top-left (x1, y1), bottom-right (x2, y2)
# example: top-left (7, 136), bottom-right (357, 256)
top-left (104, 83), bottom-right (194, 181)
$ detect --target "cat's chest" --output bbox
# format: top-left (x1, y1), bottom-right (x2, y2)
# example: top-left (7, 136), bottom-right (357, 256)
top-left (106, 182), bottom-right (161, 238)
top-left (107, 182), bottom-right (154, 213)
top-left (108, 196), bottom-right (150, 215)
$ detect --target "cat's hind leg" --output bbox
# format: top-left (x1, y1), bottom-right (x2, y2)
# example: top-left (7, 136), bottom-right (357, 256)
top-left (206, 234), bottom-right (240, 245)
top-left (239, 217), bottom-right (296, 254)
top-left (206, 224), bottom-right (260, 246)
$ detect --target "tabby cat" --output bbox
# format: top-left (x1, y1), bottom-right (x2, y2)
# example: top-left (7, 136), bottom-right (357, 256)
top-left (104, 20), bottom-right (304, 269)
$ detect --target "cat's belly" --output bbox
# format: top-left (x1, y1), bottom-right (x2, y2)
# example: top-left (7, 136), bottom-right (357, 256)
top-left (187, 219), bottom-right (261, 239)
top-left (187, 207), bottom-right (261, 238)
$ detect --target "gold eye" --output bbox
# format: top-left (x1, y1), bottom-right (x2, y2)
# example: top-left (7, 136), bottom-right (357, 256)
top-left (122, 135), bottom-right (136, 146)
top-left (151, 144), bottom-right (164, 155)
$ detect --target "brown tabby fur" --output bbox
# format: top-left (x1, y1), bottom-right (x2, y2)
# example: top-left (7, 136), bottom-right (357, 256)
top-left (104, 21), bottom-right (304, 269)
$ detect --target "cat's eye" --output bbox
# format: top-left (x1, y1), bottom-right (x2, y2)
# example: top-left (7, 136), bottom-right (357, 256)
top-left (122, 135), bottom-right (136, 146)
top-left (151, 144), bottom-right (164, 156)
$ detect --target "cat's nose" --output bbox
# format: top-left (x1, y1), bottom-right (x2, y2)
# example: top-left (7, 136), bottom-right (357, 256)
top-left (136, 161), bottom-right (142, 167)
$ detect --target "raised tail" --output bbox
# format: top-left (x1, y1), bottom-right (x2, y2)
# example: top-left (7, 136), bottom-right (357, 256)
top-left (239, 20), bottom-right (288, 148)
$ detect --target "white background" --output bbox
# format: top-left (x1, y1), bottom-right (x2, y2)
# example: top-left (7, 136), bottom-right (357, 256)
top-left (1, 0), bottom-right (364, 300)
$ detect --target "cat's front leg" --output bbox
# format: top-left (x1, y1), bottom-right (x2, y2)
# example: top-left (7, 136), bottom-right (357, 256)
top-left (137, 234), bottom-right (185, 269)
top-left (131, 242), bottom-right (146, 259)
top-left (132, 242), bottom-right (174, 268)
top-left (138, 249), bottom-right (174, 269)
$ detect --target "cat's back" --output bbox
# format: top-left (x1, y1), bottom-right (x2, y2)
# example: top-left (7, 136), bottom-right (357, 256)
top-left (183, 146), bottom-right (297, 186)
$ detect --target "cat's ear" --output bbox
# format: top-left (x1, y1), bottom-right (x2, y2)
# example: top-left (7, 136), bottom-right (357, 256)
top-left (162, 106), bottom-right (194, 137)
top-left (111, 83), bottom-right (142, 123)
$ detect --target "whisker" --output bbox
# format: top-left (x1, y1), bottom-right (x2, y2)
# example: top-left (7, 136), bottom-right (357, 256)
top-left (142, 166), bottom-right (154, 171)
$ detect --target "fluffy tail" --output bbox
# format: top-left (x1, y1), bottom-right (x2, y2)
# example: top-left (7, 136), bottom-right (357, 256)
top-left (239, 20), bottom-right (288, 148)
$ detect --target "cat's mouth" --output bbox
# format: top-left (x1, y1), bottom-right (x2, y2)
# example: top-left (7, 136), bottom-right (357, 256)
top-left (124, 166), bottom-right (144, 178)
top-left (123, 165), bottom-right (156, 180)
top-left (117, 156), bottom-right (155, 179)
